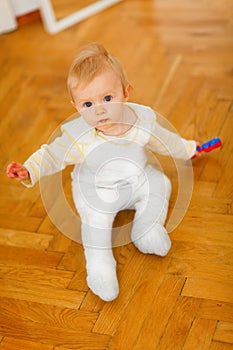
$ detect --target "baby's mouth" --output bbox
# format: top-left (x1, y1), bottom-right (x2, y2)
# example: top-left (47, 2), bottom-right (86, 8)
top-left (99, 118), bottom-right (108, 122)
top-left (98, 118), bottom-right (110, 125)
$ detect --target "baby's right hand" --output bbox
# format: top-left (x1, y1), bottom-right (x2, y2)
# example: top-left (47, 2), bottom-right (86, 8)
top-left (6, 161), bottom-right (29, 181)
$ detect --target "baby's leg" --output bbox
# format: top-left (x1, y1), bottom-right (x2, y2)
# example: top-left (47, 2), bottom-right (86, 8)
top-left (131, 166), bottom-right (172, 256)
top-left (77, 204), bottom-right (118, 302)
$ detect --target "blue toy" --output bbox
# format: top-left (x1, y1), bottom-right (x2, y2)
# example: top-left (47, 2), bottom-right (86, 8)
top-left (192, 137), bottom-right (222, 159)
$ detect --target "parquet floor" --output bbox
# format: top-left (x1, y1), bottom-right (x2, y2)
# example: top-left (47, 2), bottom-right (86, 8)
top-left (0, 0), bottom-right (233, 349)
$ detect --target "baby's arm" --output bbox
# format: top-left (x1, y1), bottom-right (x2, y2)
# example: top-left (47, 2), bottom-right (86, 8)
top-left (147, 120), bottom-right (198, 160)
top-left (6, 161), bottom-right (29, 181)
top-left (6, 123), bottom-right (84, 187)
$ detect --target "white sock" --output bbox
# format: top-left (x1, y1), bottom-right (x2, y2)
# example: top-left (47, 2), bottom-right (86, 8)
top-left (133, 223), bottom-right (171, 256)
top-left (84, 248), bottom-right (119, 302)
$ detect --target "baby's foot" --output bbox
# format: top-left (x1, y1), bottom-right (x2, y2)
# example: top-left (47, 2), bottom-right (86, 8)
top-left (87, 263), bottom-right (119, 301)
top-left (133, 223), bottom-right (171, 256)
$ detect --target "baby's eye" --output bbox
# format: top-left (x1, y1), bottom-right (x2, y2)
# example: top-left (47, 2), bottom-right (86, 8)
top-left (84, 101), bottom-right (92, 108)
top-left (103, 95), bottom-right (113, 102)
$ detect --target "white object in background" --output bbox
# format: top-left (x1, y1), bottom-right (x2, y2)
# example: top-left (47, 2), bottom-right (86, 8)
top-left (0, 0), bottom-right (17, 34)
top-left (10, 0), bottom-right (39, 16)
top-left (38, 0), bottom-right (123, 34)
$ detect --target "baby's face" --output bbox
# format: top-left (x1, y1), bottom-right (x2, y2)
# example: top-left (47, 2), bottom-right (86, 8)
top-left (71, 70), bottom-right (130, 134)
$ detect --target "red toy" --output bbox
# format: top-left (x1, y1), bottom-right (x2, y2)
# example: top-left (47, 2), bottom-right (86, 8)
top-left (191, 137), bottom-right (222, 159)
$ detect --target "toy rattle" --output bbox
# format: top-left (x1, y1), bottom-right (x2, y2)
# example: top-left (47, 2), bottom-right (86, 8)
top-left (191, 137), bottom-right (222, 159)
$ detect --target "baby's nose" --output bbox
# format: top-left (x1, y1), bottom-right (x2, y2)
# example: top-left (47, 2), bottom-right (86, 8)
top-left (95, 105), bottom-right (106, 115)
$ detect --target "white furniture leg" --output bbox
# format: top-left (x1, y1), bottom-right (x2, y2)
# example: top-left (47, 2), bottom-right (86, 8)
top-left (38, 0), bottom-right (123, 34)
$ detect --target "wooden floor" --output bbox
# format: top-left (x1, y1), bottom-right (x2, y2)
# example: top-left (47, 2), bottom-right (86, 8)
top-left (1, 0), bottom-right (233, 349)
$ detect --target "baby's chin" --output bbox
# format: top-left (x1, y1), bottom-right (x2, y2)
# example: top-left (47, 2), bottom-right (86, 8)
top-left (95, 122), bottom-right (117, 134)
top-left (96, 123), bottom-right (134, 137)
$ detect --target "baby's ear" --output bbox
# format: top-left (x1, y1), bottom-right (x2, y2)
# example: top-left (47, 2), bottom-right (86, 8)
top-left (124, 84), bottom-right (131, 100)
top-left (70, 99), bottom-right (77, 109)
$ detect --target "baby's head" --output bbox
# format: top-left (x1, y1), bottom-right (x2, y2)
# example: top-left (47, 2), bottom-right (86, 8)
top-left (67, 42), bottom-right (131, 112)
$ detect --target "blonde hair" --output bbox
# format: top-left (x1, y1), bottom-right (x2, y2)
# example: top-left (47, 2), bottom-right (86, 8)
top-left (67, 42), bottom-right (130, 101)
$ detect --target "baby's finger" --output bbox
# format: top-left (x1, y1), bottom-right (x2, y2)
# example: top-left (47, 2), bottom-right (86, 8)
top-left (7, 171), bottom-right (18, 179)
top-left (6, 163), bottom-right (22, 178)
top-left (18, 170), bottom-right (29, 180)
top-left (6, 165), bottom-right (15, 177)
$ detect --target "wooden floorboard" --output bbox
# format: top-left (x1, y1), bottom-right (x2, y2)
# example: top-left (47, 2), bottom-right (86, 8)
top-left (0, 0), bottom-right (232, 349)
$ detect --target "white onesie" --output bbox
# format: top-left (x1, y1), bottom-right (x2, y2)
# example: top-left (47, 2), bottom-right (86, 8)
top-left (23, 102), bottom-right (196, 243)
top-left (23, 102), bottom-right (196, 301)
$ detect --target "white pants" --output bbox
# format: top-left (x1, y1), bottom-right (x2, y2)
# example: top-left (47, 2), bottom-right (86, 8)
top-left (72, 164), bottom-right (171, 247)
top-left (71, 165), bottom-right (171, 301)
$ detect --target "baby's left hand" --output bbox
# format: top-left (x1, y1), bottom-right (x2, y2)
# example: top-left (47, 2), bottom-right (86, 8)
top-left (193, 142), bottom-right (202, 158)
top-left (191, 138), bottom-right (222, 159)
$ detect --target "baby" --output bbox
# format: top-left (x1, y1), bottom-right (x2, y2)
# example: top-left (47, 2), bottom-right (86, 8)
top-left (7, 42), bottom-right (198, 301)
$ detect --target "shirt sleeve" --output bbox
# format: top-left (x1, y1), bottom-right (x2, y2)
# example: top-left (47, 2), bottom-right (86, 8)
top-left (22, 128), bottom-right (84, 187)
top-left (147, 120), bottom-right (197, 160)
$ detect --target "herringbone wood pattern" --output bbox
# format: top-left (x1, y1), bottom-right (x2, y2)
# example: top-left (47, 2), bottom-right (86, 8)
top-left (0, 0), bottom-right (233, 349)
